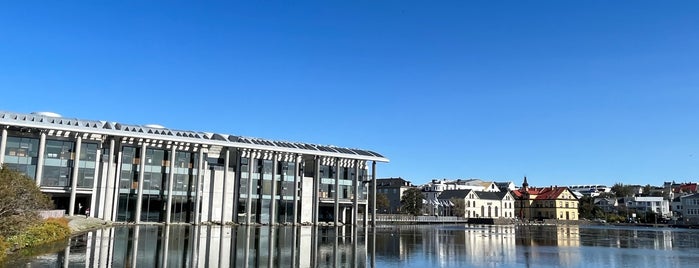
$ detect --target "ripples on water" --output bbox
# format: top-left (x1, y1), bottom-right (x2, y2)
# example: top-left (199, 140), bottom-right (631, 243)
top-left (5, 224), bottom-right (699, 267)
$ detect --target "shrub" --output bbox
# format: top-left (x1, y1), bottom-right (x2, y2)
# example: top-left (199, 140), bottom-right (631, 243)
top-left (6, 218), bottom-right (71, 250)
top-left (0, 235), bottom-right (7, 261)
top-left (0, 166), bottom-right (54, 238)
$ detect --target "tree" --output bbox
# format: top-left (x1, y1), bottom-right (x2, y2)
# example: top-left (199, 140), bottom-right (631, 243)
top-left (611, 183), bottom-right (633, 198)
top-left (578, 196), bottom-right (605, 220)
top-left (376, 193), bottom-right (390, 213)
top-left (451, 198), bottom-right (465, 217)
top-left (401, 188), bottom-right (423, 216)
top-left (0, 165), bottom-right (54, 237)
top-left (643, 184), bottom-right (652, 196)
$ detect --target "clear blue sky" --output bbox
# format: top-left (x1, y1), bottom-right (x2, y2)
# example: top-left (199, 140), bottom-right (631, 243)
top-left (1, 1), bottom-right (698, 187)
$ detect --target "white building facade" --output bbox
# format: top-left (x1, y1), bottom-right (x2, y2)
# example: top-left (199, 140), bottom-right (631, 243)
top-left (0, 110), bottom-right (388, 225)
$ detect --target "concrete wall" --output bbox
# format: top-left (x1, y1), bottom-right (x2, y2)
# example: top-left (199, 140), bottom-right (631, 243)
top-left (300, 176), bottom-right (315, 224)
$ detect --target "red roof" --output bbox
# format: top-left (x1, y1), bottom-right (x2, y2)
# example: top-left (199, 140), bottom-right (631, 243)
top-left (513, 187), bottom-right (571, 200)
top-left (674, 183), bottom-right (698, 193)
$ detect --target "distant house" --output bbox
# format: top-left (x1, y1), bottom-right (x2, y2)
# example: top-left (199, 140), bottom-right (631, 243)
top-left (437, 189), bottom-right (515, 219)
top-left (674, 183), bottom-right (698, 194)
top-left (594, 198), bottom-right (618, 213)
top-left (495, 181), bottom-right (516, 192)
top-left (512, 177), bottom-right (579, 221)
top-left (679, 193), bottom-right (699, 224)
top-left (376, 177), bottom-right (415, 214)
top-left (619, 196), bottom-right (671, 219)
top-left (421, 178), bottom-right (501, 215)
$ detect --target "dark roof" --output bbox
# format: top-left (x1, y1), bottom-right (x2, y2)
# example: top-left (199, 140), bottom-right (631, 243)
top-left (376, 177), bottom-right (412, 187)
top-left (475, 191), bottom-right (508, 200)
top-left (437, 190), bottom-right (472, 200)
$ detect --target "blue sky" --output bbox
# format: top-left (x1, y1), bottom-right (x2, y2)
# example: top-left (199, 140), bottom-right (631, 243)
top-left (1, 1), bottom-right (698, 187)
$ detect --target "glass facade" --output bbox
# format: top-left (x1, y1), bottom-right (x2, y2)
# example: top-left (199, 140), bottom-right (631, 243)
top-left (170, 151), bottom-right (198, 223)
top-left (277, 161), bottom-right (296, 224)
top-left (117, 146), bottom-right (139, 222)
top-left (117, 146), bottom-right (199, 223)
top-left (319, 165), bottom-right (334, 199)
top-left (338, 167), bottom-right (354, 200)
top-left (77, 142), bottom-right (98, 188)
top-left (3, 136), bottom-right (39, 180)
top-left (237, 157), bottom-right (249, 223)
top-left (40, 140), bottom-right (97, 188)
top-left (42, 139), bottom-right (74, 187)
top-left (259, 159), bottom-right (273, 224)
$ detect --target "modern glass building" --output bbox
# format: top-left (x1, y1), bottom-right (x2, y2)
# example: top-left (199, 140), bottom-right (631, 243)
top-left (0, 111), bottom-right (388, 225)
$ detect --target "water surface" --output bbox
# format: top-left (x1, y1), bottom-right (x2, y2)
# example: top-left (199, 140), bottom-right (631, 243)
top-left (5, 224), bottom-right (699, 267)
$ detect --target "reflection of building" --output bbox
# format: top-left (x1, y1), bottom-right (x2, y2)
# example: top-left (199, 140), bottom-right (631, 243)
top-left (516, 225), bottom-right (581, 267)
top-left (376, 177), bottom-right (414, 213)
top-left (513, 177), bottom-right (579, 221)
top-left (26, 225), bottom-right (368, 267)
top-left (0, 110), bottom-right (388, 225)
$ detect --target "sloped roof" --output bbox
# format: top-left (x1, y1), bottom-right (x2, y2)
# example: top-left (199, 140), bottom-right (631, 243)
top-left (437, 189), bottom-right (472, 200)
top-left (513, 187), bottom-right (575, 200)
top-left (475, 191), bottom-right (508, 200)
top-left (674, 183), bottom-right (698, 193)
top-left (0, 110), bottom-right (388, 162)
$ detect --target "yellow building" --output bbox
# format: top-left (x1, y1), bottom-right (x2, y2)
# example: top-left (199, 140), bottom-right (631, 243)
top-left (513, 177), bottom-right (579, 221)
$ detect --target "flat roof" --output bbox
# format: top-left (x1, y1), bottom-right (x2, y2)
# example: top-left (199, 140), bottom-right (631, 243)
top-left (0, 111), bottom-right (389, 162)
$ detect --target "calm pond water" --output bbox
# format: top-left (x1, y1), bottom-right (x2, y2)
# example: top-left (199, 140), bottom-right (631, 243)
top-left (4, 224), bottom-right (699, 267)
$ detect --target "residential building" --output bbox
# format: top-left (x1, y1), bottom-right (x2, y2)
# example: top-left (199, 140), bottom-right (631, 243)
top-left (513, 177), bottom-right (579, 221)
top-left (376, 177), bottom-right (413, 214)
top-left (495, 181), bottom-right (516, 192)
top-left (620, 196), bottom-right (671, 219)
top-left (436, 189), bottom-right (515, 219)
top-left (594, 198), bottom-right (618, 213)
top-left (679, 193), bottom-right (699, 224)
top-left (0, 110), bottom-right (388, 226)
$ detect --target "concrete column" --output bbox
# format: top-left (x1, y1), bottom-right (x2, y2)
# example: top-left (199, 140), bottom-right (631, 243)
top-left (0, 127), bottom-right (7, 164)
top-left (313, 156), bottom-right (320, 225)
top-left (35, 131), bottom-right (47, 186)
top-left (353, 160), bottom-right (359, 225)
top-left (103, 138), bottom-right (116, 221)
top-left (232, 150), bottom-right (241, 223)
top-left (110, 141), bottom-right (122, 221)
top-left (165, 145), bottom-right (176, 224)
top-left (292, 154), bottom-right (300, 225)
top-left (221, 148), bottom-right (230, 223)
top-left (270, 153), bottom-right (278, 225)
top-left (334, 158), bottom-right (340, 226)
top-left (194, 148), bottom-right (205, 224)
top-left (134, 142), bottom-right (147, 223)
top-left (89, 146), bottom-right (101, 217)
top-left (68, 135), bottom-right (82, 216)
top-left (245, 155), bottom-right (254, 225)
top-left (371, 161), bottom-right (377, 227)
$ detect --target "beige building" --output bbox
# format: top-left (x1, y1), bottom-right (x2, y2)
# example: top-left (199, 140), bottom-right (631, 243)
top-left (513, 177), bottom-right (579, 221)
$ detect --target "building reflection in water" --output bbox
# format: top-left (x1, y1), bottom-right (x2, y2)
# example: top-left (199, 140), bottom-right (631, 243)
top-left (516, 225), bottom-right (581, 267)
top-left (373, 225), bottom-right (518, 267)
top-left (11, 224), bottom-right (698, 267)
top-left (23, 225), bottom-right (369, 268)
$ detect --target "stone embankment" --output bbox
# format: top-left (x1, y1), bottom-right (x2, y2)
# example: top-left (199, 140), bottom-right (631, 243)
top-left (65, 216), bottom-right (112, 234)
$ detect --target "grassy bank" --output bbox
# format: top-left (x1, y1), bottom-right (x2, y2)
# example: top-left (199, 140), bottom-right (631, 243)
top-left (0, 218), bottom-right (72, 261)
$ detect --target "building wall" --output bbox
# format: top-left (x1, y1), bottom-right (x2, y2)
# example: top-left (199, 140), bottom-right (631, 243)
top-left (0, 113), bottom-right (384, 226)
